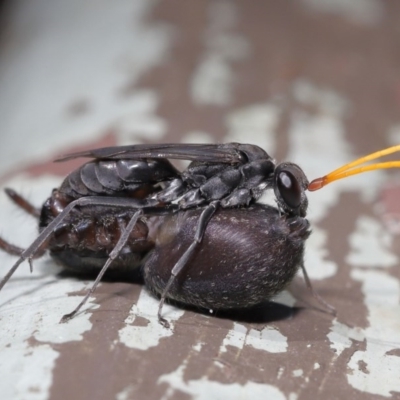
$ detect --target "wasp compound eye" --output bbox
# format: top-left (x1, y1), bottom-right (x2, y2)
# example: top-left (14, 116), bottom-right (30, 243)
top-left (273, 162), bottom-right (308, 217)
top-left (277, 170), bottom-right (301, 209)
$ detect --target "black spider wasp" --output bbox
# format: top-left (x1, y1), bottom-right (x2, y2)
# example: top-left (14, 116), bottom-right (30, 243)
top-left (0, 142), bottom-right (397, 327)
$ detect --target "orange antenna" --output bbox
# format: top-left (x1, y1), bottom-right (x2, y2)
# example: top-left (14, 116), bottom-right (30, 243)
top-left (308, 145), bottom-right (400, 191)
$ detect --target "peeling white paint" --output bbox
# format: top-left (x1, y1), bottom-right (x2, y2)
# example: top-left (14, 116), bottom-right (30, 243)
top-left (116, 90), bottom-right (168, 144)
top-left (346, 215), bottom-right (398, 268)
top-left (287, 83), bottom-right (383, 223)
top-left (293, 79), bottom-right (349, 118)
top-left (0, 1), bottom-right (173, 398)
top-left (225, 103), bottom-right (281, 154)
top-left (191, 56), bottom-right (235, 106)
top-left (220, 322), bottom-right (247, 352)
top-left (158, 363), bottom-right (287, 400)
top-left (213, 360), bottom-right (225, 370)
top-left (181, 131), bottom-right (216, 144)
top-left (0, 0), bottom-right (172, 173)
top-left (346, 269), bottom-right (400, 397)
top-left (116, 384), bottom-right (135, 400)
top-left (9, 344), bottom-right (59, 400)
top-left (304, 226), bottom-right (337, 280)
top-left (292, 369), bottom-right (303, 377)
top-left (287, 111), bottom-right (380, 217)
top-left (327, 320), bottom-right (364, 356)
top-left (386, 124), bottom-right (400, 146)
top-left (287, 83), bottom-right (384, 324)
top-left (338, 198), bottom-right (400, 396)
top-left (387, 124), bottom-right (400, 146)
top-left (288, 80), bottom-right (400, 396)
top-left (0, 175), bottom-right (100, 399)
top-left (220, 322), bottom-right (288, 353)
top-left (118, 289), bottom-right (184, 350)
top-left (272, 290), bottom-right (297, 308)
top-left (1, 275), bottom-right (99, 343)
top-left (190, 1), bottom-right (250, 106)
top-left (193, 342), bottom-right (205, 352)
top-left (246, 327), bottom-right (288, 353)
top-left (301, 0), bottom-right (384, 26)
top-left (328, 330), bottom-right (350, 355)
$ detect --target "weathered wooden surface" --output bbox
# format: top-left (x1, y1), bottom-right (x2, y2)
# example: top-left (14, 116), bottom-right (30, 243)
top-left (0, 1), bottom-right (400, 399)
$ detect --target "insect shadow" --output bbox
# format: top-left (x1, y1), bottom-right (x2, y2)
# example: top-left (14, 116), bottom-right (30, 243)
top-left (0, 143), bottom-right (398, 327)
top-left (201, 302), bottom-right (300, 324)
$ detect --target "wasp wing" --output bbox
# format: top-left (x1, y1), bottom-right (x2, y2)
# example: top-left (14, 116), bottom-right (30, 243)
top-left (55, 143), bottom-right (245, 164)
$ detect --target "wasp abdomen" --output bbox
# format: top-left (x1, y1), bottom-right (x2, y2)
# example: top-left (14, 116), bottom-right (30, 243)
top-left (60, 159), bottom-right (180, 198)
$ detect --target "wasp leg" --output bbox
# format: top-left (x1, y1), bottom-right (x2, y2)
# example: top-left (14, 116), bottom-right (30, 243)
top-left (299, 262), bottom-right (336, 315)
top-left (5, 188), bottom-right (41, 218)
top-left (0, 196), bottom-right (152, 291)
top-left (157, 201), bottom-right (219, 328)
top-left (60, 209), bottom-right (145, 323)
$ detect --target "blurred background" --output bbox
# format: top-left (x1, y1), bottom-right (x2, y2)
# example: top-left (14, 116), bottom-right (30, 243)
top-left (0, 1), bottom-right (399, 399)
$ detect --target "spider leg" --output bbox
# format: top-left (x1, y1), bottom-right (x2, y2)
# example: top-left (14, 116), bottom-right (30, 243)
top-left (5, 188), bottom-right (41, 218)
top-left (299, 261), bottom-right (336, 315)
